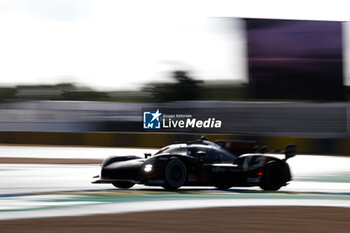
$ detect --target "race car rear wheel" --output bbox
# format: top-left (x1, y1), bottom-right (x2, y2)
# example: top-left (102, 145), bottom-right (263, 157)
top-left (162, 159), bottom-right (187, 190)
top-left (112, 181), bottom-right (135, 189)
top-left (259, 162), bottom-right (288, 191)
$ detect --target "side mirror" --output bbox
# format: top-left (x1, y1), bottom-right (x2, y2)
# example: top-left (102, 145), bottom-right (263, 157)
top-left (196, 151), bottom-right (206, 157)
top-left (144, 153), bottom-right (152, 159)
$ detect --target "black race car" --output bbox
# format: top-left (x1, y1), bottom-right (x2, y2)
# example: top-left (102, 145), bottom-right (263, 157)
top-left (92, 137), bottom-right (296, 191)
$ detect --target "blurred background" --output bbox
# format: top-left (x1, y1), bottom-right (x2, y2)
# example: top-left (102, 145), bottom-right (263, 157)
top-left (1, 0), bottom-right (350, 155)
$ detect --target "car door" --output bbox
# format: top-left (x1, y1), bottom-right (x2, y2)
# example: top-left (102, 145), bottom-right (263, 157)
top-left (187, 146), bottom-right (219, 184)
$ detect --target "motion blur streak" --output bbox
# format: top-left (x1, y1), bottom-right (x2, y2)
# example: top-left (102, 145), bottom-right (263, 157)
top-left (1, 146), bottom-right (350, 220)
top-left (0, 101), bottom-right (348, 136)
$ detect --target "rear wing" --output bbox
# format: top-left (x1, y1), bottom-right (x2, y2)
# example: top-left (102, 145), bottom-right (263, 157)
top-left (215, 140), bottom-right (296, 160)
top-left (284, 144), bottom-right (296, 160)
top-left (256, 144), bottom-right (297, 160)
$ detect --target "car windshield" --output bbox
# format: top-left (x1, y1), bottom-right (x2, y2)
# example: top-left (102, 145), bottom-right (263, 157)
top-left (154, 145), bottom-right (187, 155)
top-left (154, 146), bottom-right (170, 155)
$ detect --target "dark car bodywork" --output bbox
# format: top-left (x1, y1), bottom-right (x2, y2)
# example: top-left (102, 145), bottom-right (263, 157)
top-left (93, 139), bottom-right (295, 191)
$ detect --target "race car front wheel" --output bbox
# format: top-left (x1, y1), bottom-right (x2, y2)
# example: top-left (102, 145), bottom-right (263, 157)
top-left (163, 159), bottom-right (187, 190)
top-left (259, 162), bottom-right (288, 191)
top-left (112, 181), bottom-right (135, 189)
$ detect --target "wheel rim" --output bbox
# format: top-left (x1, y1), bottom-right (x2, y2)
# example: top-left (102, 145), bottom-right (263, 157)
top-left (165, 160), bottom-right (186, 188)
top-left (262, 163), bottom-right (284, 190)
top-left (270, 167), bottom-right (281, 186)
top-left (170, 164), bottom-right (183, 182)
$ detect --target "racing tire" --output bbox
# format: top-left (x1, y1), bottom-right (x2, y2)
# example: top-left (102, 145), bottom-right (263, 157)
top-left (112, 181), bottom-right (135, 189)
top-left (162, 159), bottom-right (187, 190)
top-left (259, 162), bottom-right (288, 191)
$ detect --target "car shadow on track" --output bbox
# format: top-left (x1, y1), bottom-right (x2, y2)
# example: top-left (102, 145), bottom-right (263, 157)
top-left (71, 187), bottom-right (350, 197)
top-left (78, 187), bottom-right (268, 194)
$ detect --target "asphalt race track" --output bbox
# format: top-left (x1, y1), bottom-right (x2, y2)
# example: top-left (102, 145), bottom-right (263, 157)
top-left (1, 146), bottom-right (350, 220)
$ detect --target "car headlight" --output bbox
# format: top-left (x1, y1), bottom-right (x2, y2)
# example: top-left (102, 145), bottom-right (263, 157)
top-left (144, 164), bottom-right (153, 172)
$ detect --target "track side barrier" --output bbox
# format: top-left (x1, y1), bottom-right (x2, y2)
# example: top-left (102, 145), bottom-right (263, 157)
top-left (0, 131), bottom-right (348, 156)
